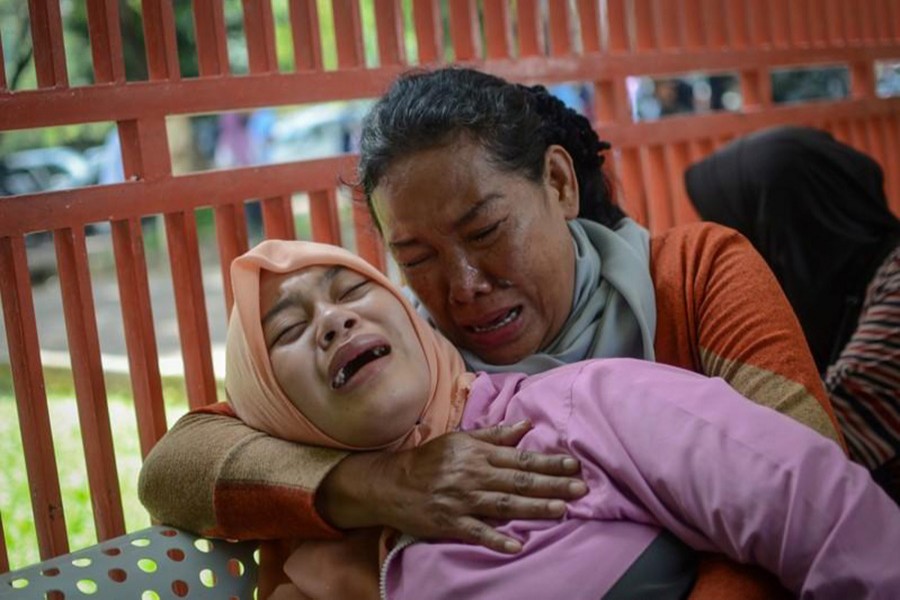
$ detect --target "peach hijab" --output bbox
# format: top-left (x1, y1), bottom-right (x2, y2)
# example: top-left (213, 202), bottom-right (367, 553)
top-left (225, 238), bottom-right (474, 451)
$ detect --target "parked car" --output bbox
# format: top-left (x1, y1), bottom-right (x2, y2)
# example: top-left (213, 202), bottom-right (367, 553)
top-left (0, 146), bottom-right (94, 196)
top-left (267, 101), bottom-right (372, 164)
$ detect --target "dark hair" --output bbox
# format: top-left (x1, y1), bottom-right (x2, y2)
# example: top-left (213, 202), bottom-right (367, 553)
top-left (358, 67), bottom-right (625, 228)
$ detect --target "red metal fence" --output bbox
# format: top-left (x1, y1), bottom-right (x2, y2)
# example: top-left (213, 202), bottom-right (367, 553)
top-left (1, 0), bottom-right (898, 571)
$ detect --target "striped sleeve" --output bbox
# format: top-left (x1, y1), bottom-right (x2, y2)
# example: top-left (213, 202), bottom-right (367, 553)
top-left (826, 244), bottom-right (900, 470)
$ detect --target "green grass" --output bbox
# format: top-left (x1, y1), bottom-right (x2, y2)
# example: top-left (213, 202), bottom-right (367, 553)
top-left (0, 364), bottom-right (193, 572)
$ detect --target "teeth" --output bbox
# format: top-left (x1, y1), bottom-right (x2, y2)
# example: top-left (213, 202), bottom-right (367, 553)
top-left (331, 345), bottom-right (390, 389)
top-left (472, 308), bottom-right (520, 333)
top-left (332, 368), bottom-right (348, 389)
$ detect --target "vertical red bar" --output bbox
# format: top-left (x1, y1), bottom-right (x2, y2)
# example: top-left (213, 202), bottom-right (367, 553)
top-left (849, 118), bottom-right (869, 152)
top-left (310, 189), bottom-right (343, 244)
top-left (0, 27), bottom-right (7, 91)
top-left (872, 0), bottom-right (892, 42)
top-left (881, 115), bottom-right (900, 213)
top-left (374, 0), bottom-right (406, 65)
top-left (665, 142), bottom-right (700, 225)
top-left (516, 0), bottom-right (543, 56)
top-left (633, 0), bottom-right (657, 51)
top-left (887, 0), bottom-right (900, 43)
top-left (28, 0), bottom-right (69, 87)
top-left (841, 0), bottom-right (860, 44)
top-left (118, 117), bottom-right (172, 182)
top-left (243, 0), bottom-right (280, 73)
top-left (412, 0), bottom-right (443, 63)
top-left (703, 0), bottom-right (727, 48)
top-left (725, 0), bottom-right (750, 48)
top-left (142, 0), bottom-right (180, 80)
top-left (859, 0), bottom-right (876, 43)
top-left (262, 195), bottom-right (297, 240)
top-left (547, 0), bottom-right (571, 56)
top-left (807, 0), bottom-right (827, 46)
top-left (740, 68), bottom-right (770, 109)
top-left (111, 218), bottom-right (168, 459)
top-left (288, 0), bottom-right (322, 71)
top-left (851, 60), bottom-right (875, 99)
top-left (824, 0), bottom-right (844, 46)
top-left (193, 0), bottom-right (231, 76)
top-left (482, 0), bottom-right (511, 59)
top-left (352, 200), bottom-right (387, 273)
top-left (332, 0), bottom-right (365, 68)
top-left (615, 148), bottom-right (649, 228)
top-left (54, 227), bottom-right (126, 542)
top-left (606, 0), bottom-right (629, 52)
top-left (656, 0), bottom-right (682, 50)
top-left (0, 236), bottom-right (69, 560)
top-left (85, 0), bottom-right (125, 83)
top-left (683, 0), bottom-right (705, 49)
top-left (641, 145), bottom-right (674, 233)
top-left (448, 0), bottom-right (480, 61)
top-left (769, 0), bottom-right (790, 47)
top-left (576, 0), bottom-right (600, 53)
top-left (788, 0), bottom-right (810, 47)
top-left (214, 203), bottom-right (250, 316)
top-left (748, 0), bottom-right (771, 46)
top-left (164, 211), bottom-right (218, 409)
top-left (0, 514), bottom-right (8, 573)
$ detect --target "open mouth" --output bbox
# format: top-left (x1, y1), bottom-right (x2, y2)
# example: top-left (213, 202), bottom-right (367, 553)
top-left (331, 345), bottom-right (391, 389)
top-left (469, 307), bottom-right (521, 333)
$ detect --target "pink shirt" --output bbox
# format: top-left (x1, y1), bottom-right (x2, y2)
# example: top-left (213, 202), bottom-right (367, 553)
top-left (384, 358), bottom-right (900, 599)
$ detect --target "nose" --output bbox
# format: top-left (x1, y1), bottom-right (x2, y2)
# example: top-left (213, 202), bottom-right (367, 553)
top-left (316, 305), bottom-right (358, 348)
top-left (446, 252), bottom-right (491, 305)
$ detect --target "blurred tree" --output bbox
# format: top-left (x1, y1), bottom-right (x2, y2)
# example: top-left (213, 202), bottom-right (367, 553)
top-left (1, 2), bottom-right (35, 90)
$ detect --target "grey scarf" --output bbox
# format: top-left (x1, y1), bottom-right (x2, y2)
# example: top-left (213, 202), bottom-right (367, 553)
top-left (416, 217), bottom-right (656, 375)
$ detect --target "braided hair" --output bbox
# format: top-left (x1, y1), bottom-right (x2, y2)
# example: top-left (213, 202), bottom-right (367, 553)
top-left (358, 67), bottom-right (626, 228)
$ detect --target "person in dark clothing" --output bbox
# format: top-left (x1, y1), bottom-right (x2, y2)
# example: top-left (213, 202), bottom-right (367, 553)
top-left (685, 125), bottom-right (900, 502)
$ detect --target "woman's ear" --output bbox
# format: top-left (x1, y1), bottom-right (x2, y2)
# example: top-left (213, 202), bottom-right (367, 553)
top-left (544, 145), bottom-right (580, 219)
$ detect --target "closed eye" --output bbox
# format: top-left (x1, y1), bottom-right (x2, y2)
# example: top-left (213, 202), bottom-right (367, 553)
top-left (469, 218), bottom-right (505, 242)
top-left (398, 255), bottom-right (431, 269)
top-left (271, 322), bottom-right (306, 348)
top-left (340, 279), bottom-right (370, 301)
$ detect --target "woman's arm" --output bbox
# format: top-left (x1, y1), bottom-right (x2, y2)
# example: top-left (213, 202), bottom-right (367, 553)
top-left (138, 402), bottom-right (346, 539)
top-left (651, 222), bottom-right (843, 444)
top-left (139, 404), bottom-right (585, 549)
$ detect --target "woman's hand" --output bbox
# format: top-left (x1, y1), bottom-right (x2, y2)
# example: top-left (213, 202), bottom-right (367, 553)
top-left (316, 420), bottom-right (587, 553)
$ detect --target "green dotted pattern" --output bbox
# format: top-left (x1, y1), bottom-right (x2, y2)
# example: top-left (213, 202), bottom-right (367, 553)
top-left (0, 526), bottom-right (258, 599)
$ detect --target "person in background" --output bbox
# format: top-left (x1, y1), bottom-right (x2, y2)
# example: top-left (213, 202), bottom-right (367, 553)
top-left (227, 239), bottom-right (899, 600)
top-left (140, 68), bottom-right (843, 598)
top-left (685, 125), bottom-right (900, 503)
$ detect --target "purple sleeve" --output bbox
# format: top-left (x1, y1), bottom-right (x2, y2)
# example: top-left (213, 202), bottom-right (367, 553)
top-left (566, 358), bottom-right (900, 599)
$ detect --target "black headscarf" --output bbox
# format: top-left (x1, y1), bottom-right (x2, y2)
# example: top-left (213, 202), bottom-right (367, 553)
top-left (684, 125), bottom-right (900, 373)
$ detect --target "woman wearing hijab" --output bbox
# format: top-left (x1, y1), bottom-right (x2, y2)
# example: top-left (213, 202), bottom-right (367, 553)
top-left (685, 125), bottom-right (900, 502)
top-left (225, 239), bottom-right (899, 600)
top-left (141, 69), bottom-right (843, 598)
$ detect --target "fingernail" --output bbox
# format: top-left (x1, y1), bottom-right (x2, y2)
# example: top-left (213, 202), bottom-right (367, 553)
top-left (514, 419), bottom-right (532, 429)
top-left (548, 500), bottom-right (566, 514)
top-left (504, 539), bottom-right (522, 553)
top-left (569, 481), bottom-right (588, 496)
top-left (562, 457), bottom-right (578, 470)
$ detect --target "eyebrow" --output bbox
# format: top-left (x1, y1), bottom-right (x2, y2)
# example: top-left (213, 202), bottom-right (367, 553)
top-left (261, 265), bottom-right (344, 326)
top-left (388, 194), bottom-right (502, 250)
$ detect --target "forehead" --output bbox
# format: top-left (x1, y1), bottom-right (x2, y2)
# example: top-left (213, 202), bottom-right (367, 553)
top-left (259, 265), bottom-right (343, 302)
top-left (373, 139), bottom-right (526, 237)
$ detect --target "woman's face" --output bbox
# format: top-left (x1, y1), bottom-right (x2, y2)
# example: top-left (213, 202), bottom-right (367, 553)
top-left (259, 266), bottom-right (430, 447)
top-left (371, 138), bottom-right (579, 364)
